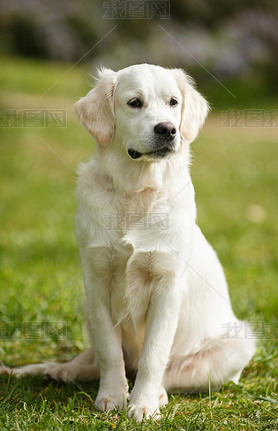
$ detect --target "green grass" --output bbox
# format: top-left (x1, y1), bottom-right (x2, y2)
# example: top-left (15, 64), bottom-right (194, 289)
top-left (0, 56), bottom-right (277, 430)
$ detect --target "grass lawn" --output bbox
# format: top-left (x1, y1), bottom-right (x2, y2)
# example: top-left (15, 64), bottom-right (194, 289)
top-left (0, 57), bottom-right (277, 430)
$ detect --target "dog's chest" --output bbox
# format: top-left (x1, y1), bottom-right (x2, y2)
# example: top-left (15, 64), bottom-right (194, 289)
top-left (100, 195), bottom-right (166, 325)
top-left (77, 166), bottom-right (191, 325)
top-left (109, 247), bottom-right (155, 321)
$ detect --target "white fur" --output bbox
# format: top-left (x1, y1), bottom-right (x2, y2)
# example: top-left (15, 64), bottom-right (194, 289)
top-left (1, 64), bottom-right (255, 422)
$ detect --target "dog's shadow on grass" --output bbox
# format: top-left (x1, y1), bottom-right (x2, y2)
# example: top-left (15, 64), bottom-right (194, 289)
top-left (0, 373), bottom-right (239, 409)
top-left (2, 374), bottom-right (261, 430)
top-left (0, 373), bottom-right (201, 412)
top-left (0, 374), bottom-right (100, 408)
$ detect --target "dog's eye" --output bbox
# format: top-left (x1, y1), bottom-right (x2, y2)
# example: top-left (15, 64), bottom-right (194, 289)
top-left (170, 98), bottom-right (178, 106)
top-left (128, 98), bottom-right (143, 108)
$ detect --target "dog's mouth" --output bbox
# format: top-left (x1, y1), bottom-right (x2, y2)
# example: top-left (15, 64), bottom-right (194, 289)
top-left (128, 147), bottom-right (173, 160)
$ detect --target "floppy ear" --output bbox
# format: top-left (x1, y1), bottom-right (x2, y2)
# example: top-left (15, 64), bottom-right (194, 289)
top-left (74, 68), bottom-right (117, 146)
top-left (173, 69), bottom-right (209, 144)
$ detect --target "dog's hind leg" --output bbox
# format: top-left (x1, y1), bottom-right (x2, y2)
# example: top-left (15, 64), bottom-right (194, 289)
top-left (0, 348), bottom-right (99, 382)
top-left (163, 331), bottom-right (255, 394)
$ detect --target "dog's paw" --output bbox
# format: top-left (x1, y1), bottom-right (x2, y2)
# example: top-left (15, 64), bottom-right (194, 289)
top-left (127, 386), bottom-right (167, 422)
top-left (0, 362), bottom-right (77, 382)
top-left (95, 379), bottom-right (129, 412)
top-left (128, 403), bottom-right (161, 423)
top-left (95, 394), bottom-right (127, 412)
top-left (0, 364), bottom-right (12, 375)
top-left (43, 362), bottom-right (71, 382)
top-left (159, 386), bottom-right (168, 407)
top-left (0, 363), bottom-right (48, 378)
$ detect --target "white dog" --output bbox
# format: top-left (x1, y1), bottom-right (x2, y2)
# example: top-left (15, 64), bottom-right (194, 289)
top-left (2, 64), bottom-right (255, 422)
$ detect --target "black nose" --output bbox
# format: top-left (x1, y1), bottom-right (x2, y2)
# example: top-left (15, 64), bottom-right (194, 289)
top-left (154, 122), bottom-right (176, 141)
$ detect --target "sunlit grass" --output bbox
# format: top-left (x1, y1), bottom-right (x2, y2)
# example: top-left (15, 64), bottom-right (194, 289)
top-left (0, 56), bottom-right (277, 430)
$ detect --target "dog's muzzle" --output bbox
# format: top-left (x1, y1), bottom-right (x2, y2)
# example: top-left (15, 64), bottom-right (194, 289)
top-left (128, 122), bottom-right (177, 160)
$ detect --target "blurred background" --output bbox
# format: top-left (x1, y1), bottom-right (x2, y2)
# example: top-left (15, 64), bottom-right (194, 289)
top-left (0, 0), bottom-right (277, 415)
top-left (1, 0), bottom-right (278, 94)
top-left (0, 0), bottom-right (278, 80)
top-left (0, 1), bottom-right (277, 428)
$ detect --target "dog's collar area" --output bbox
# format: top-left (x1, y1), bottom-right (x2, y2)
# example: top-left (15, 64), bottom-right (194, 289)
top-left (128, 147), bottom-right (173, 160)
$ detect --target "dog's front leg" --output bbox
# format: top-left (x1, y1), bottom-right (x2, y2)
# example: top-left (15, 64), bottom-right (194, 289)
top-left (128, 272), bottom-right (181, 422)
top-left (83, 263), bottom-right (128, 412)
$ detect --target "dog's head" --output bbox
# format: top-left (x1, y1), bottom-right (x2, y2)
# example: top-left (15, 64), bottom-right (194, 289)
top-left (74, 64), bottom-right (209, 161)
